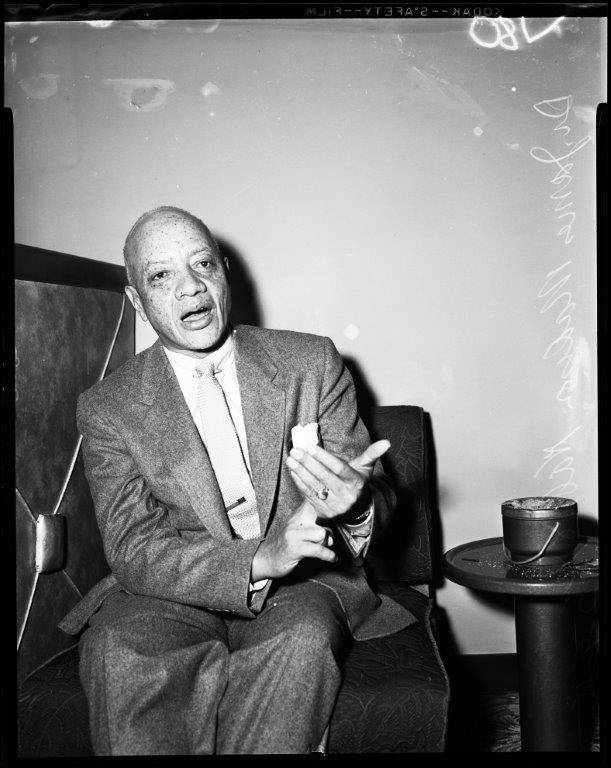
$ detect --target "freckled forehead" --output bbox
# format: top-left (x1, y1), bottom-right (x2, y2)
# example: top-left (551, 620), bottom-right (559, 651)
top-left (134, 216), bottom-right (217, 264)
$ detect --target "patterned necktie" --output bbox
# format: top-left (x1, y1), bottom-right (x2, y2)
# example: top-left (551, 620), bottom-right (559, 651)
top-left (195, 361), bottom-right (261, 540)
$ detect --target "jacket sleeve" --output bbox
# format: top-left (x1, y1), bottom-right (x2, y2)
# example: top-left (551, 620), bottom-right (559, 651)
top-left (77, 392), bottom-right (265, 618)
top-left (317, 336), bottom-right (397, 554)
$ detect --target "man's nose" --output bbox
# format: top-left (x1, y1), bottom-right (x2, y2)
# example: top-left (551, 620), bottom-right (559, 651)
top-left (176, 268), bottom-right (206, 298)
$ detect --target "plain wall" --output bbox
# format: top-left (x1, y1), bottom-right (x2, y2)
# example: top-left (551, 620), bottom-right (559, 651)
top-left (6, 17), bottom-right (604, 653)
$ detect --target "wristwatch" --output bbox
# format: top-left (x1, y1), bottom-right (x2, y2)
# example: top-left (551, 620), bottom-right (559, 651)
top-left (342, 494), bottom-right (373, 526)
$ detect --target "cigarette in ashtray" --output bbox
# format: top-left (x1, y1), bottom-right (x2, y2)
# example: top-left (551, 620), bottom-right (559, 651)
top-left (291, 422), bottom-right (320, 450)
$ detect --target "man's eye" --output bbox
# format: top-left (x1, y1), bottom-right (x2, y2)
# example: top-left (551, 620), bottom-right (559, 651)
top-left (196, 260), bottom-right (211, 269)
top-left (150, 271), bottom-right (167, 282)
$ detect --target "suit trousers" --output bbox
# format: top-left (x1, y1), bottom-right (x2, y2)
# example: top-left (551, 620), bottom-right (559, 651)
top-left (78, 579), bottom-right (350, 755)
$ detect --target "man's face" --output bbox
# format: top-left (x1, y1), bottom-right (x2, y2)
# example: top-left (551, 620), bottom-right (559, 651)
top-left (125, 216), bottom-right (231, 357)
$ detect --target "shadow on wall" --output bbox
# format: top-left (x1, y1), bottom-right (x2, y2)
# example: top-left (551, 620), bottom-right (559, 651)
top-left (343, 357), bottom-right (378, 411)
top-left (216, 237), bottom-right (263, 329)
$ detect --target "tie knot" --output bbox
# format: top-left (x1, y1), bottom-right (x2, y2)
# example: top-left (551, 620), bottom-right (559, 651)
top-left (194, 360), bottom-right (216, 380)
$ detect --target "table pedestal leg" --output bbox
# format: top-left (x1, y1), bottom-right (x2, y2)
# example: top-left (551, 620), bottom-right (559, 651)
top-left (514, 596), bottom-right (579, 751)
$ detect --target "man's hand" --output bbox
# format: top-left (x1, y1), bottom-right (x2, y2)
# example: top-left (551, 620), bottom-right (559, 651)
top-left (286, 440), bottom-right (390, 520)
top-left (251, 500), bottom-right (336, 581)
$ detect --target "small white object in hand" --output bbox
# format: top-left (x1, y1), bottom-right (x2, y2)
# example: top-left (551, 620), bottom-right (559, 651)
top-left (291, 422), bottom-right (320, 449)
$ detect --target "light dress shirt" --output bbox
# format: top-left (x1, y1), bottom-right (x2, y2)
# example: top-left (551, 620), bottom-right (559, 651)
top-left (163, 330), bottom-right (373, 595)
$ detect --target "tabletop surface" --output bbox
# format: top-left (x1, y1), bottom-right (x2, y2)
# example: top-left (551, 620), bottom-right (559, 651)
top-left (444, 536), bottom-right (599, 596)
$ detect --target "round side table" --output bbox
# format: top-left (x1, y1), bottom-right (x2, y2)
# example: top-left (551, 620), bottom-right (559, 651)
top-left (444, 536), bottom-right (598, 752)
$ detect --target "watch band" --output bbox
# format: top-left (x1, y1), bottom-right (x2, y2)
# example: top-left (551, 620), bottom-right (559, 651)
top-left (343, 505), bottom-right (372, 526)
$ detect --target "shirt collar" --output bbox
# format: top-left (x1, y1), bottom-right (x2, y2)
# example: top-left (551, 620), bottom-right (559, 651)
top-left (163, 327), bottom-right (235, 378)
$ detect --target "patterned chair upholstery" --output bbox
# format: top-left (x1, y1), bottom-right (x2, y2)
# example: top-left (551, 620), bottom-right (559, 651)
top-left (15, 246), bottom-right (449, 756)
top-left (328, 407), bottom-right (449, 752)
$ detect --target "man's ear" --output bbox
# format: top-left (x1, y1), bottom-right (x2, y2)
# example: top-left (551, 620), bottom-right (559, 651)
top-left (125, 285), bottom-right (149, 323)
top-left (223, 256), bottom-right (229, 274)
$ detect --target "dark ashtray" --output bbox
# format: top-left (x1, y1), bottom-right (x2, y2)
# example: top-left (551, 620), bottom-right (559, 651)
top-left (501, 496), bottom-right (578, 567)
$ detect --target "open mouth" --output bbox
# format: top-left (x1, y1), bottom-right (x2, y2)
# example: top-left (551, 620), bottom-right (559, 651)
top-left (181, 305), bottom-right (213, 327)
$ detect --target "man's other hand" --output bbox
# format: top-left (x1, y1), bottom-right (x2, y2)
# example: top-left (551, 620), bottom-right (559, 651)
top-left (286, 440), bottom-right (390, 520)
top-left (251, 501), bottom-right (336, 581)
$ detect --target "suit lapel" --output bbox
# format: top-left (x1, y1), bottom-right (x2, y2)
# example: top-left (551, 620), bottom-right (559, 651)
top-left (139, 342), bottom-right (232, 541)
top-left (234, 326), bottom-right (286, 537)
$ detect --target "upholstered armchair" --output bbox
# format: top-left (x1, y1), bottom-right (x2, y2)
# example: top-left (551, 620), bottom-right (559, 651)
top-left (15, 245), bottom-right (449, 756)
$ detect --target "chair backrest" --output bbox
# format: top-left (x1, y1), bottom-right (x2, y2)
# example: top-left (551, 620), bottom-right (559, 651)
top-left (15, 244), bottom-right (135, 684)
top-left (363, 405), bottom-right (438, 586)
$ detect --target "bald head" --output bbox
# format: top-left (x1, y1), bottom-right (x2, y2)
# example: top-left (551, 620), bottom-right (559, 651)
top-left (123, 206), bottom-right (219, 287)
top-left (122, 206), bottom-right (231, 356)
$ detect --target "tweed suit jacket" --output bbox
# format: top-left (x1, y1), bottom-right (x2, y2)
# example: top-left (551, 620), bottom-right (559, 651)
top-left (60, 325), bottom-right (416, 640)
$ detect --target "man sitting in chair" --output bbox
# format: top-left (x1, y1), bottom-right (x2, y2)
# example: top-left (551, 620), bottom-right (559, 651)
top-left (60, 206), bottom-right (415, 754)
